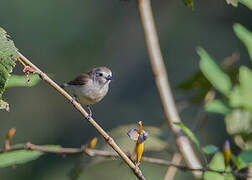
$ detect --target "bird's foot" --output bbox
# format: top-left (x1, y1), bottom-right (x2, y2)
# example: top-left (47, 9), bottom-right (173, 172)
top-left (70, 96), bottom-right (77, 104)
top-left (85, 105), bottom-right (93, 120)
top-left (86, 114), bottom-right (92, 120)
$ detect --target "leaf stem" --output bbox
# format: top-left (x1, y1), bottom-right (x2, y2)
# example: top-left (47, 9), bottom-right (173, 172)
top-left (16, 57), bottom-right (27, 68)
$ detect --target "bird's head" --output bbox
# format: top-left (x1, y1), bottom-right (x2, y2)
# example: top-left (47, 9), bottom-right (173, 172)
top-left (92, 67), bottom-right (112, 86)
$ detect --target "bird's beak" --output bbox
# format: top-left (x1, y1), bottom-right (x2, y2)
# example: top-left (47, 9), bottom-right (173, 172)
top-left (106, 75), bottom-right (112, 81)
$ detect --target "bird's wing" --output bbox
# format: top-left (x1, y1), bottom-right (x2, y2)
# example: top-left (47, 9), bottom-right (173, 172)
top-left (67, 73), bottom-right (90, 85)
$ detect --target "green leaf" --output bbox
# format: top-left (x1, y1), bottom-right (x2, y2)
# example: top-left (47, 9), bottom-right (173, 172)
top-left (174, 122), bottom-right (200, 148)
top-left (0, 27), bottom-right (18, 111)
top-left (205, 100), bottom-right (231, 115)
top-left (226, 0), bottom-right (252, 9)
top-left (0, 145), bottom-right (61, 168)
top-left (225, 109), bottom-right (252, 135)
top-left (183, 0), bottom-right (194, 10)
top-left (0, 150), bottom-right (43, 168)
top-left (197, 47), bottom-right (232, 96)
top-left (229, 66), bottom-right (252, 110)
top-left (204, 152), bottom-right (235, 180)
top-left (239, 149), bottom-right (252, 165)
top-left (234, 24), bottom-right (252, 60)
top-left (202, 145), bottom-right (219, 155)
top-left (6, 74), bottom-right (41, 88)
top-left (227, 0), bottom-right (252, 10)
top-left (239, 0), bottom-right (252, 9)
top-left (230, 153), bottom-right (248, 170)
top-left (204, 153), bottom-right (225, 180)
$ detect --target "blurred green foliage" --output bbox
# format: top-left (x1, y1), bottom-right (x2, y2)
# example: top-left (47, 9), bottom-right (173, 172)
top-left (205, 100), bottom-right (231, 115)
top-left (203, 152), bottom-right (234, 180)
top-left (199, 24), bottom-right (252, 152)
top-left (239, 149), bottom-right (252, 165)
top-left (183, 0), bottom-right (194, 10)
top-left (178, 23), bottom-right (252, 174)
top-left (6, 74), bottom-right (41, 88)
top-left (0, 145), bottom-right (61, 168)
top-left (229, 66), bottom-right (252, 110)
top-left (202, 145), bottom-right (219, 155)
top-left (174, 122), bottom-right (200, 148)
top-left (225, 109), bottom-right (252, 135)
top-left (174, 122), bottom-right (219, 156)
top-left (234, 24), bottom-right (252, 60)
top-left (198, 47), bottom-right (232, 97)
top-left (227, 0), bottom-right (252, 10)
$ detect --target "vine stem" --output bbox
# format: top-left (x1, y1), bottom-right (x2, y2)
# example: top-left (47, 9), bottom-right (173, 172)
top-left (137, 0), bottom-right (202, 178)
top-left (17, 52), bottom-right (146, 180)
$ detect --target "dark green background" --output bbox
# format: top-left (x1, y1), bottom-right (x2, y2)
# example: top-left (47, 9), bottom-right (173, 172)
top-left (0, 0), bottom-right (251, 179)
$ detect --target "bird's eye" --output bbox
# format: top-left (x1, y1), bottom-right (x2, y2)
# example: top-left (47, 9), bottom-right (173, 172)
top-left (96, 72), bottom-right (103, 77)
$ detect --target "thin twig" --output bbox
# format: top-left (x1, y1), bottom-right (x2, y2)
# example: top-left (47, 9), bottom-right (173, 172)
top-left (137, 0), bottom-right (202, 178)
top-left (0, 142), bottom-right (250, 179)
top-left (16, 53), bottom-right (146, 180)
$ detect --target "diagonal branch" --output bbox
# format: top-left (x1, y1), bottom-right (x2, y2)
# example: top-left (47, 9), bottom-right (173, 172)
top-left (137, 0), bottom-right (202, 178)
top-left (17, 53), bottom-right (146, 180)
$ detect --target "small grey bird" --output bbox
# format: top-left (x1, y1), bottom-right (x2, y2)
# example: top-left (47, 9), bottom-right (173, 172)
top-left (62, 66), bottom-right (112, 119)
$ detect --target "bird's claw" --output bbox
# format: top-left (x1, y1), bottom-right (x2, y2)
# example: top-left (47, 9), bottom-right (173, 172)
top-left (70, 96), bottom-right (77, 104)
top-left (86, 113), bottom-right (92, 120)
top-left (86, 105), bottom-right (93, 120)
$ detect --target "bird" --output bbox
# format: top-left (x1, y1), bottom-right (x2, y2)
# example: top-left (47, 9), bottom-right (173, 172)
top-left (61, 66), bottom-right (112, 120)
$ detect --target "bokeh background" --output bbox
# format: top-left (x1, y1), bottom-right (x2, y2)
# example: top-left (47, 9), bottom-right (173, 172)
top-left (0, 0), bottom-right (251, 179)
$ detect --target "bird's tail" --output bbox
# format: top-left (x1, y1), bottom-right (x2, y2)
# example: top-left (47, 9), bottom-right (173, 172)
top-left (60, 83), bottom-right (69, 89)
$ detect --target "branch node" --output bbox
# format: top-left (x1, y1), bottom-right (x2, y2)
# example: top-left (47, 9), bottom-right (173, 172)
top-left (25, 142), bottom-right (32, 150)
top-left (38, 72), bottom-right (47, 81)
top-left (105, 136), bottom-right (114, 145)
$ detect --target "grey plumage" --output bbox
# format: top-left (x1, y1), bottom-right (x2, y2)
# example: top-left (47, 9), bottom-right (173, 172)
top-left (62, 67), bottom-right (112, 105)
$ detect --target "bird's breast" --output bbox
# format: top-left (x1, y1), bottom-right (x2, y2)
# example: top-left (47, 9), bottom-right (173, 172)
top-left (70, 83), bottom-right (109, 105)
